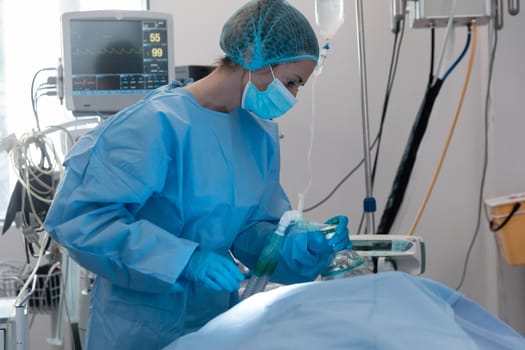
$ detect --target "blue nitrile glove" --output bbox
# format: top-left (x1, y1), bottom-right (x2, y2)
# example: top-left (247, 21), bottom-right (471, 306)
top-left (279, 228), bottom-right (334, 278)
top-left (324, 216), bottom-right (351, 252)
top-left (183, 249), bottom-right (245, 292)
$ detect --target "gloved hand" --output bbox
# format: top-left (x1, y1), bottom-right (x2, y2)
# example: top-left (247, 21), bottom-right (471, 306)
top-left (279, 228), bottom-right (334, 278)
top-left (324, 216), bottom-right (351, 252)
top-left (183, 249), bottom-right (245, 292)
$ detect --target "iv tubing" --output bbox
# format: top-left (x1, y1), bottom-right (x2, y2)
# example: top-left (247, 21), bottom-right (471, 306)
top-left (297, 61), bottom-right (321, 213)
top-left (408, 23), bottom-right (477, 236)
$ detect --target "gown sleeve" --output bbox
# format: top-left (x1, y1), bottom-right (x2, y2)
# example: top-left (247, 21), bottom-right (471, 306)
top-left (44, 103), bottom-right (197, 293)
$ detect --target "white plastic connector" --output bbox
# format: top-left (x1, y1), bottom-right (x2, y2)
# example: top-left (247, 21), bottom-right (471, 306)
top-left (275, 210), bottom-right (303, 235)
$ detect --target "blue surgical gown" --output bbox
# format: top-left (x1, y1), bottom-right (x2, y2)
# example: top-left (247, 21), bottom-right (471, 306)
top-left (43, 82), bottom-right (293, 350)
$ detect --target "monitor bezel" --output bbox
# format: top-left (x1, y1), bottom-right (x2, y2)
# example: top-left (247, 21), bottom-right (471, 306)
top-left (61, 10), bottom-right (175, 115)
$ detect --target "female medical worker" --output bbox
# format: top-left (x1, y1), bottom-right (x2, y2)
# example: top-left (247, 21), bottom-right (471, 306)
top-left (44, 0), bottom-right (350, 349)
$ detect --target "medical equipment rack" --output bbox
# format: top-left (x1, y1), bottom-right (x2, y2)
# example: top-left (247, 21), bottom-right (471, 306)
top-left (0, 260), bottom-right (61, 350)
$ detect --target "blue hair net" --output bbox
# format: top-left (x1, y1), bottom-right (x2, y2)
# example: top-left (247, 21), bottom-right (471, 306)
top-left (220, 0), bottom-right (319, 71)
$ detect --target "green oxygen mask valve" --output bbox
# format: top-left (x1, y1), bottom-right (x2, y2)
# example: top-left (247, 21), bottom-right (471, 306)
top-left (240, 210), bottom-right (303, 300)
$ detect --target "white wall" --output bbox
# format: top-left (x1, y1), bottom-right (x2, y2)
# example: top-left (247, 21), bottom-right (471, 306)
top-left (151, 0), bottom-right (525, 335)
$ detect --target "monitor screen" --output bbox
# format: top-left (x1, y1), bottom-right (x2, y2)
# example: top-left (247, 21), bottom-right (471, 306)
top-left (61, 10), bottom-right (175, 115)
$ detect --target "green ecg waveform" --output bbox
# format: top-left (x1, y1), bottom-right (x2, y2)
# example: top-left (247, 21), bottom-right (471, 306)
top-left (73, 47), bottom-right (142, 56)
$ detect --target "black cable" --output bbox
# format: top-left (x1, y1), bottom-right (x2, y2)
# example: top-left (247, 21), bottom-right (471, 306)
top-left (304, 156), bottom-right (364, 213)
top-left (455, 25), bottom-right (497, 291)
top-left (376, 78), bottom-right (444, 234)
top-left (489, 203), bottom-right (520, 232)
top-left (371, 17), bottom-right (406, 185)
top-left (428, 27), bottom-right (435, 89)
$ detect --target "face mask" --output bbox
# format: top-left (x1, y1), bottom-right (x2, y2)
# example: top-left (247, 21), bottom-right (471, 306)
top-left (241, 67), bottom-right (297, 120)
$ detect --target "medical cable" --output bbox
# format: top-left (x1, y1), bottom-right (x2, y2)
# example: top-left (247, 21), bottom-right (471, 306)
top-left (371, 17), bottom-right (405, 186)
top-left (6, 131), bottom-right (62, 263)
top-left (304, 150), bottom-right (365, 213)
top-left (407, 23), bottom-right (476, 237)
top-left (11, 133), bottom-right (61, 228)
top-left (428, 27), bottom-right (436, 88)
top-left (4, 131), bottom-right (65, 342)
top-left (456, 22), bottom-right (497, 291)
top-left (12, 133), bottom-right (63, 200)
top-left (441, 28), bottom-right (472, 81)
top-left (30, 67), bottom-right (57, 131)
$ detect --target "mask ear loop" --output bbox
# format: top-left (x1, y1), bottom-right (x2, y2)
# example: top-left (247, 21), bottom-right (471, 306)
top-left (269, 66), bottom-right (276, 80)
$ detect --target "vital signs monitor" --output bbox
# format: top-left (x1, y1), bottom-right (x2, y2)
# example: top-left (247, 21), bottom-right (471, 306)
top-left (60, 10), bottom-right (175, 115)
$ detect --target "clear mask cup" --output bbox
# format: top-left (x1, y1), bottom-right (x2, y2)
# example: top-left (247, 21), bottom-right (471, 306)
top-left (319, 225), bottom-right (372, 280)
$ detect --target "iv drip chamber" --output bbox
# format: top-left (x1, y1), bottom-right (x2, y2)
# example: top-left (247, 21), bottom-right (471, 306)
top-left (315, 0), bottom-right (345, 40)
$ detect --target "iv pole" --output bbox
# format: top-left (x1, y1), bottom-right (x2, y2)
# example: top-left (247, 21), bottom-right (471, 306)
top-left (354, 0), bottom-right (376, 234)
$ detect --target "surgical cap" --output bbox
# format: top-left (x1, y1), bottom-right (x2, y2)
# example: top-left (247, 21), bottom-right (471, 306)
top-left (220, 0), bottom-right (319, 71)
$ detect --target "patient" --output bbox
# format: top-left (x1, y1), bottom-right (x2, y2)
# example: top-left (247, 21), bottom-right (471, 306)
top-left (165, 272), bottom-right (525, 350)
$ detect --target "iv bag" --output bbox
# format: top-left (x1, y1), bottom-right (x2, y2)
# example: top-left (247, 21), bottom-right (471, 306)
top-left (315, 0), bottom-right (345, 40)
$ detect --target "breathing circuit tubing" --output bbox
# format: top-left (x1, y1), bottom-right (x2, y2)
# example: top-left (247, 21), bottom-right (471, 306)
top-left (240, 210), bottom-right (303, 300)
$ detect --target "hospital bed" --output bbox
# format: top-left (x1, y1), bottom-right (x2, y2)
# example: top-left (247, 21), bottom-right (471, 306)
top-left (164, 271), bottom-right (525, 350)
